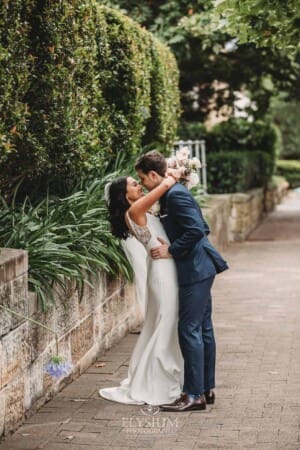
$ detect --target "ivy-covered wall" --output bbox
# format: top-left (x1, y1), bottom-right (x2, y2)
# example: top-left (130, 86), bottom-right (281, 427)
top-left (0, 0), bottom-right (180, 196)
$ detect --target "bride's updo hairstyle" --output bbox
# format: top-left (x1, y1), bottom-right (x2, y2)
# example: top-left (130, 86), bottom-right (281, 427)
top-left (107, 176), bottom-right (130, 239)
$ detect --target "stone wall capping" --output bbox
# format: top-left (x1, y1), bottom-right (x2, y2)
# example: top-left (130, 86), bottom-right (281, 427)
top-left (0, 249), bottom-right (28, 284)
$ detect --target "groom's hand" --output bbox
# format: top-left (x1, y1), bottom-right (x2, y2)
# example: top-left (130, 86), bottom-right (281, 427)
top-left (150, 237), bottom-right (172, 259)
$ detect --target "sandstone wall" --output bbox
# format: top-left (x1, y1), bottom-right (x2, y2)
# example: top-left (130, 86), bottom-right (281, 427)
top-left (203, 181), bottom-right (289, 247)
top-left (0, 250), bottom-right (141, 437)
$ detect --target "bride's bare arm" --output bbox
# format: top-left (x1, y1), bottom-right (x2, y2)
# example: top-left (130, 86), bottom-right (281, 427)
top-left (128, 175), bottom-right (176, 225)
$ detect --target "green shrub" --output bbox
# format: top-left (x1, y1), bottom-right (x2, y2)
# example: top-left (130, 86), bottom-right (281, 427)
top-left (0, 174), bottom-right (132, 311)
top-left (206, 119), bottom-right (281, 192)
top-left (276, 159), bottom-right (300, 188)
top-left (206, 118), bottom-right (280, 158)
top-left (0, 0), bottom-right (35, 167)
top-left (100, 7), bottom-right (152, 159)
top-left (178, 121), bottom-right (208, 141)
top-left (178, 118), bottom-right (279, 193)
top-left (207, 151), bottom-right (273, 194)
top-left (0, 1), bottom-right (180, 198)
top-left (143, 38), bottom-right (180, 153)
top-left (270, 98), bottom-right (300, 160)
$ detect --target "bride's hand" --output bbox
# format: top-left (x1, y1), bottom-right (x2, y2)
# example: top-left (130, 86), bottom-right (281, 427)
top-left (166, 167), bottom-right (186, 182)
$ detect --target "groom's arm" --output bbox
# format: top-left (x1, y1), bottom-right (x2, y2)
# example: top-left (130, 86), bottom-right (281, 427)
top-left (167, 189), bottom-right (205, 259)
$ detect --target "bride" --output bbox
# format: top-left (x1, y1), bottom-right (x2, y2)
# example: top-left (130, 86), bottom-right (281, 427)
top-left (99, 172), bottom-right (184, 405)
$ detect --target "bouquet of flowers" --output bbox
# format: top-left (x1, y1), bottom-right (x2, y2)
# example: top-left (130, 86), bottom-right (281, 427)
top-left (167, 146), bottom-right (201, 190)
top-left (149, 147), bottom-right (201, 216)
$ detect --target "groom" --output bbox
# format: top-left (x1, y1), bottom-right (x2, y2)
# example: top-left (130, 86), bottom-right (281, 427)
top-left (135, 150), bottom-right (228, 412)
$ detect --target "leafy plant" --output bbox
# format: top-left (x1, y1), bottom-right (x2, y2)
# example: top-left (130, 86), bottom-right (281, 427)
top-left (0, 1), bottom-right (180, 199)
top-left (269, 96), bottom-right (300, 160)
top-left (207, 150), bottom-right (272, 193)
top-left (213, 0), bottom-right (300, 55)
top-left (276, 160), bottom-right (300, 188)
top-left (0, 173), bottom-right (133, 311)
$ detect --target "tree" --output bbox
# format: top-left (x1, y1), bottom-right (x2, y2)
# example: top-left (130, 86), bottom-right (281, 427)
top-left (99, 0), bottom-right (300, 121)
top-left (213, 0), bottom-right (300, 55)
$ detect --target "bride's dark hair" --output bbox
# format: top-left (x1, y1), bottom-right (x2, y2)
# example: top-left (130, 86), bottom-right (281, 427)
top-left (107, 176), bottom-right (130, 239)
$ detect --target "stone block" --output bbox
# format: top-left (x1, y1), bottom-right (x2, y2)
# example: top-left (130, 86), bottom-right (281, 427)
top-left (0, 387), bottom-right (5, 436)
top-left (105, 274), bottom-right (125, 300)
top-left (28, 306), bottom-right (57, 358)
top-left (10, 274), bottom-right (28, 329)
top-left (4, 377), bottom-right (25, 434)
top-left (28, 291), bottom-right (38, 317)
top-left (70, 315), bottom-right (94, 363)
top-left (23, 356), bottom-right (44, 410)
top-left (1, 322), bottom-right (30, 387)
top-left (54, 287), bottom-right (80, 335)
top-left (93, 304), bottom-right (105, 341)
top-left (0, 282), bottom-right (13, 337)
top-left (0, 249), bottom-right (28, 284)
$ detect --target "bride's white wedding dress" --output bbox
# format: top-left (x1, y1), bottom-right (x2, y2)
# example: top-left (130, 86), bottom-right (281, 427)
top-left (99, 212), bottom-right (183, 405)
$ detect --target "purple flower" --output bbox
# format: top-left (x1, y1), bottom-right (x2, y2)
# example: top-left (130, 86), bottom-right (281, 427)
top-left (45, 356), bottom-right (73, 378)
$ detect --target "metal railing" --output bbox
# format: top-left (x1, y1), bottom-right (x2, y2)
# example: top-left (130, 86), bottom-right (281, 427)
top-left (172, 140), bottom-right (207, 194)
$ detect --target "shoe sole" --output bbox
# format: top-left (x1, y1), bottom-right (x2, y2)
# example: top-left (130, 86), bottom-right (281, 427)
top-left (160, 404), bottom-right (206, 412)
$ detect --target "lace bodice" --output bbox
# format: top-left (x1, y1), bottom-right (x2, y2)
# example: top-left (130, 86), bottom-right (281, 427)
top-left (126, 212), bottom-right (169, 250)
top-left (126, 212), bottom-right (152, 245)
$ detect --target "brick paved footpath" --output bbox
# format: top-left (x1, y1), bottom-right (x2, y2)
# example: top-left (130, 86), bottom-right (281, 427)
top-left (1, 191), bottom-right (299, 450)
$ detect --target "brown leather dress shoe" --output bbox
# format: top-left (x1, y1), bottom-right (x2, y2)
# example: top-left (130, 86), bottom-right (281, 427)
top-left (160, 394), bottom-right (206, 412)
top-left (160, 393), bottom-right (188, 409)
top-left (204, 390), bottom-right (215, 404)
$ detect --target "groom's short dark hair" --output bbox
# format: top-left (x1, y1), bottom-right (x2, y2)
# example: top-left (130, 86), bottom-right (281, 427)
top-left (135, 150), bottom-right (167, 177)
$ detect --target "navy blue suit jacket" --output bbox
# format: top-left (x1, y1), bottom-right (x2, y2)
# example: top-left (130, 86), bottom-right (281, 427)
top-left (160, 183), bottom-right (228, 286)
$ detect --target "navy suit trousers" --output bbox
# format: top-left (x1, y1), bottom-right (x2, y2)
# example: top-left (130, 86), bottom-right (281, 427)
top-left (178, 276), bottom-right (216, 396)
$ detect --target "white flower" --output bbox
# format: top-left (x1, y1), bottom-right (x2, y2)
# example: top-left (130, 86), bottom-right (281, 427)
top-left (176, 147), bottom-right (190, 163)
top-left (166, 156), bottom-right (178, 169)
top-left (149, 201), bottom-right (160, 216)
top-left (167, 148), bottom-right (201, 190)
top-left (189, 157), bottom-right (201, 170)
top-left (187, 172), bottom-right (200, 189)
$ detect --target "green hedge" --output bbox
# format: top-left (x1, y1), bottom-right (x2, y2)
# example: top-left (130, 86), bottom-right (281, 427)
top-left (0, 1), bottom-right (35, 168)
top-left (143, 39), bottom-right (180, 152)
top-left (178, 118), bottom-right (280, 193)
top-left (206, 118), bottom-right (281, 158)
top-left (0, 1), bottom-right (180, 197)
top-left (276, 160), bottom-right (300, 188)
top-left (270, 98), bottom-right (300, 161)
top-left (207, 151), bottom-right (273, 194)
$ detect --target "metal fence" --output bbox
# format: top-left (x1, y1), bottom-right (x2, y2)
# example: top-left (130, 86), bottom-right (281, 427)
top-left (172, 140), bottom-right (207, 194)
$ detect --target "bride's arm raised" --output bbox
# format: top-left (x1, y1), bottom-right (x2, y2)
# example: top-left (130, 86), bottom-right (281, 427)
top-left (128, 175), bottom-right (176, 224)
